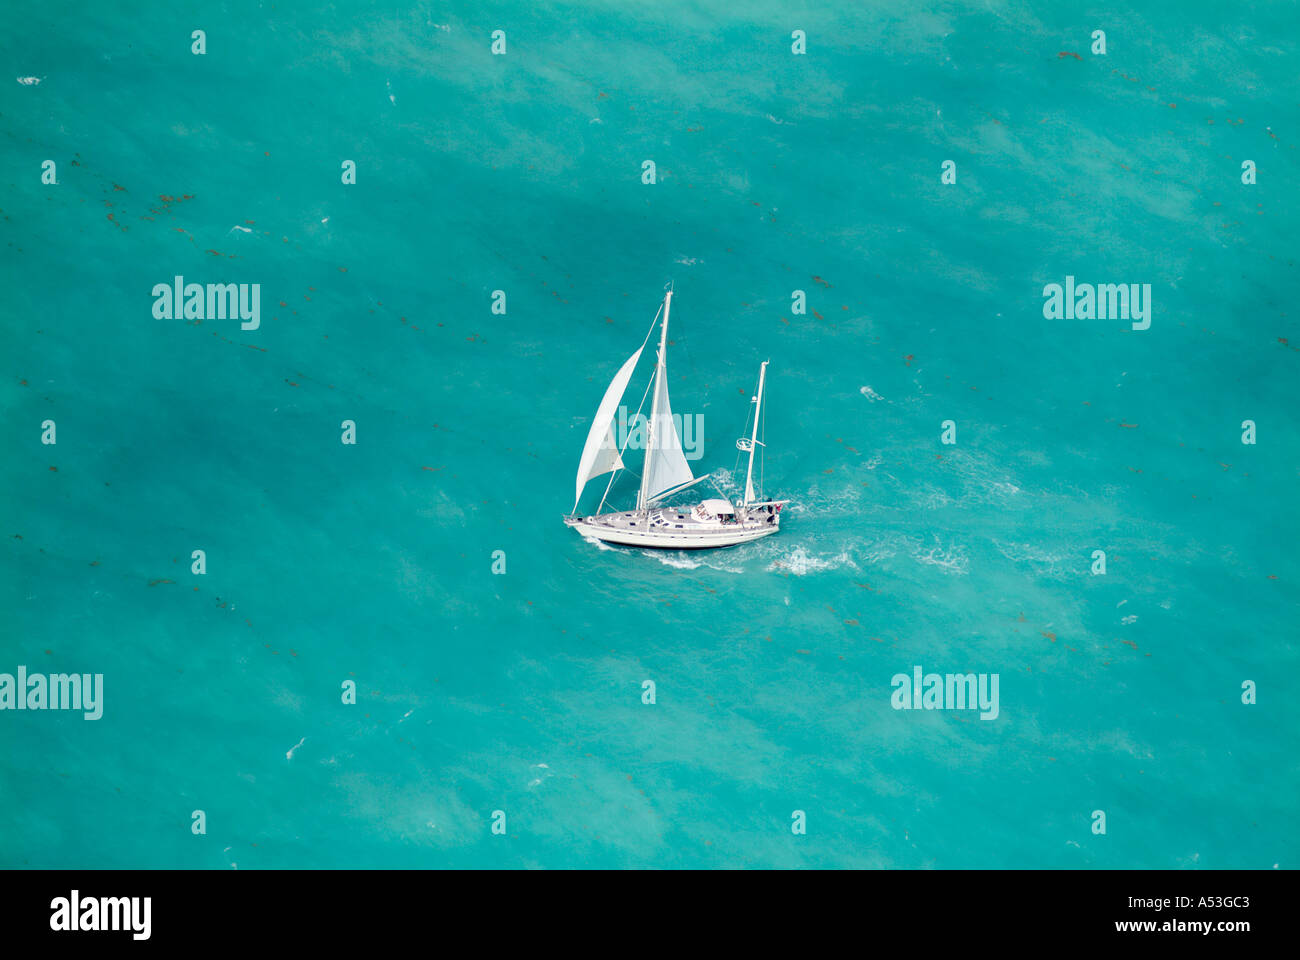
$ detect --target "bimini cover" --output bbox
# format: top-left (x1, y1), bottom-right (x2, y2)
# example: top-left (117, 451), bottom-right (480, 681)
top-left (695, 498), bottom-right (735, 519)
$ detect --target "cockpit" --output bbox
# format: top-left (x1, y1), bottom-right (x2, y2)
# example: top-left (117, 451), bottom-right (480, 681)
top-left (693, 499), bottom-right (739, 524)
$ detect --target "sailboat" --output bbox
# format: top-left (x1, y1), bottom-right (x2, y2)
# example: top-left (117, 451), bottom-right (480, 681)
top-left (564, 283), bottom-right (787, 550)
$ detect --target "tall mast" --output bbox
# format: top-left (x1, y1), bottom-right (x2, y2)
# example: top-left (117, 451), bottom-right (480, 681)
top-left (743, 360), bottom-right (768, 505)
top-left (637, 285), bottom-right (672, 512)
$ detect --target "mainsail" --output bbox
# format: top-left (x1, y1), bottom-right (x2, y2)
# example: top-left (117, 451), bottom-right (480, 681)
top-left (641, 370), bottom-right (695, 503)
top-left (636, 287), bottom-right (695, 507)
top-left (573, 346), bottom-right (644, 512)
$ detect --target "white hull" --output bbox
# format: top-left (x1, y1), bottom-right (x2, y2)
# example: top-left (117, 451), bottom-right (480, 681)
top-left (566, 508), bottom-right (780, 550)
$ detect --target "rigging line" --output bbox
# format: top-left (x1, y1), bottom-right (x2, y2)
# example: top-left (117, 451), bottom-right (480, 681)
top-left (732, 365), bottom-right (760, 485)
top-left (732, 373), bottom-right (752, 479)
top-left (675, 287), bottom-right (699, 382)
top-left (595, 298), bottom-right (664, 515)
top-left (708, 474), bottom-right (730, 502)
top-left (597, 365), bottom-right (655, 515)
top-left (635, 299), bottom-right (664, 355)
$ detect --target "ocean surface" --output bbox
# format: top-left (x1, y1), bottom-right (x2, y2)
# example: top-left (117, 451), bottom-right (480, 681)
top-left (2, 1), bottom-right (1297, 869)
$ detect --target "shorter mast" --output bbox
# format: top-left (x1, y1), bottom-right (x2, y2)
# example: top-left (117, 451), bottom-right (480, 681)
top-left (743, 361), bottom-right (768, 505)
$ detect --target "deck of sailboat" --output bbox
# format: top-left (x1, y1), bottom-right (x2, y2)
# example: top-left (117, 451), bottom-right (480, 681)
top-left (565, 507), bottom-right (779, 549)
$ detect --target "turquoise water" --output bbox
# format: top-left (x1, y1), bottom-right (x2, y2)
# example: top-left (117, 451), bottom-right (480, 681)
top-left (2, 1), bottom-right (1297, 868)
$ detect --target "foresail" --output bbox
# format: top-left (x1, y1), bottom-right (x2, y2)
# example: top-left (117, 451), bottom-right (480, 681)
top-left (574, 346), bottom-right (643, 511)
top-left (642, 369), bottom-right (695, 502)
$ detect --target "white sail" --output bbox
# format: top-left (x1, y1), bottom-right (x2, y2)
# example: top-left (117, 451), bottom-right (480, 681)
top-left (574, 346), bottom-right (643, 511)
top-left (641, 369), bottom-right (695, 503)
